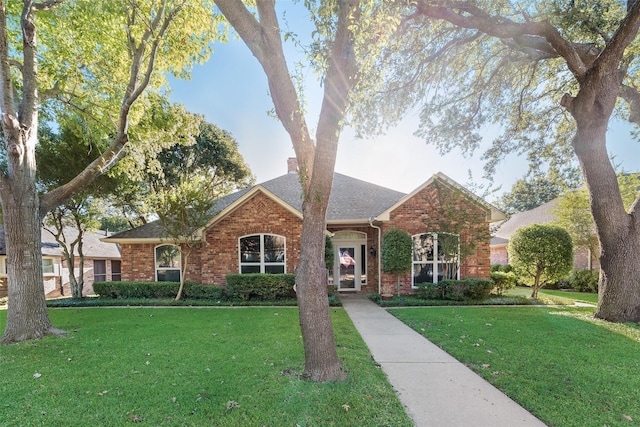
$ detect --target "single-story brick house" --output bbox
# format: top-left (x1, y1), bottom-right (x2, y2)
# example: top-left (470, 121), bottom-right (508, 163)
top-left (490, 196), bottom-right (599, 270)
top-left (104, 160), bottom-right (504, 295)
top-left (0, 227), bottom-right (122, 299)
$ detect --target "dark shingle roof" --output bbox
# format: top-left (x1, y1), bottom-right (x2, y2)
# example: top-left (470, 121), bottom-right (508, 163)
top-left (260, 172), bottom-right (405, 221)
top-left (107, 172), bottom-right (405, 241)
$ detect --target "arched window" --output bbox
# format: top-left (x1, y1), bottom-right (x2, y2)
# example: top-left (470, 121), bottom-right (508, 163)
top-left (239, 234), bottom-right (286, 274)
top-left (155, 244), bottom-right (181, 282)
top-left (412, 233), bottom-right (460, 287)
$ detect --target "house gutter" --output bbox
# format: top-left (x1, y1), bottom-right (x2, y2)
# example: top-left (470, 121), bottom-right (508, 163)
top-left (369, 217), bottom-right (382, 295)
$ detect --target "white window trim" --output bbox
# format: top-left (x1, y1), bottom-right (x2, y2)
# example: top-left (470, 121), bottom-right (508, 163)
top-left (154, 244), bottom-right (182, 282)
top-left (412, 232), bottom-right (461, 288)
top-left (42, 257), bottom-right (57, 276)
top-left (238, 234), bottom-right (286, 274)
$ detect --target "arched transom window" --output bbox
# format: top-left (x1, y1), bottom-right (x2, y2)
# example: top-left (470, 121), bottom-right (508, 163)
top-left (412, 233), bottom-right (460, 287)
top-left (239, 234), bottom-right (286, 274)
top-left (155, 244), bottom-right (181, 282)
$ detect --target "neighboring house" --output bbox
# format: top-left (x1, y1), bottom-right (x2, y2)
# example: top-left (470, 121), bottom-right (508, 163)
top-left (491, 197), bottom-right (598, 270)
top-left (104, 159), bottom-right (504, 296)
top-left (0, 227), bottom-right (122, 299)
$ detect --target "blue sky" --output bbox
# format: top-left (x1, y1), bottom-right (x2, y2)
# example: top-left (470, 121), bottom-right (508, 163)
top-left (168, 4), bottom-right (640, 202)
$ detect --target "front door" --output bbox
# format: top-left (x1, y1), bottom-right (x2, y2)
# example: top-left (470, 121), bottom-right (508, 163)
top-left (338, 246), bottom-right (357, 290)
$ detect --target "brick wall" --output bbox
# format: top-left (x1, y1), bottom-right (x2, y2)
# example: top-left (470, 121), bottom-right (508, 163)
top-left (119, 182), bottom-right (494, 295)
top-left (201, 192), bottom-right (303, 284)
top-left (379, 179), bottom-right (491, 295)
top-left (120, 192), bottom-right (303, 285)
top-left (121, 243), bottom-right (156, 282)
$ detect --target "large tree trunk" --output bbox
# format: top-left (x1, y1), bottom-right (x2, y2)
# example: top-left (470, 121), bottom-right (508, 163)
top-left (296, 201), bottom-right (345, 382)
top-left (571, 102), bottom-right (640, 322)
top-left (296, 203), bottom-right (344, 381)
top-left (215, 0), bottom-right (358, 381)
top-left (1, 190), bottom-right (62, 343)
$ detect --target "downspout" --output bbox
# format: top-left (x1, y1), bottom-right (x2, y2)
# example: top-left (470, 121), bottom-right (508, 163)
top-left (369, 217), bottom-right (382, 295)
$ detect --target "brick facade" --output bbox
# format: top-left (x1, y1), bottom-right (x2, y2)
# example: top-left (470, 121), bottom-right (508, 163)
top-left (119, 179), bottom-right (493, 294)
top-left (379, 181), bottom-right (491, 295)
top-left (120, 192), bottom-right (303, 285)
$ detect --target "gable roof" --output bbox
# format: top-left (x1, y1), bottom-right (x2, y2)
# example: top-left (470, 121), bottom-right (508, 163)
top-left (105, 171), bottom-right (500, 242)
top-left (490, 196), bottom-right (561, 245)
top-left (377, 172), bottom-right (505, 222)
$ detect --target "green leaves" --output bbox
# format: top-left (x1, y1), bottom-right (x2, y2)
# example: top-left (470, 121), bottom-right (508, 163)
top-left (381, 228), bottom-right (412, 274)
top-left (508, 224), bottom-right (573, 291)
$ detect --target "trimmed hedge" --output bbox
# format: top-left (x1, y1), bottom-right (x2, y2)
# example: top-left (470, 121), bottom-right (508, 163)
top-left (93, 281), bottom-right (225, 300)
top-left (225, 274), bottom-right (296, 301)
top-left (416, 278), bottom-right (494, 301)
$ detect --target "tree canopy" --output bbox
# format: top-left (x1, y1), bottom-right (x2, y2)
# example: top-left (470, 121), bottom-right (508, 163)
top-left (0, 0), bottom-right (220, 343)
top-left (351, 0), bottom-right (640, 323)
top-left (508, 224), bottom-right (573, 298)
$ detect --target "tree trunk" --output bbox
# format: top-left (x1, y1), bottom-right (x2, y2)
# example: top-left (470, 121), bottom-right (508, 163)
top-left (296, 203), bottom-right (345, 382)
top-left (596, 240), bottom-right (640, 321)
top-left (571, 99), bottom-right (640, 322)
top-left (531, 271), bottom-right (541, 299)
top-left (176, 248), bottom-right (190, 301)
top-left (1, 193), bottom-right (63, 343)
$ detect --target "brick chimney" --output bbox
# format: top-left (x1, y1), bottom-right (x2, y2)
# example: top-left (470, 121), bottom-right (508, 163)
top-left (287, 157), bottom-right (298, 174)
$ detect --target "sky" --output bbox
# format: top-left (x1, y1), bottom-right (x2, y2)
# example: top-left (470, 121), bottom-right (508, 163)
top-left (167, 4), bottom-right (640, 204)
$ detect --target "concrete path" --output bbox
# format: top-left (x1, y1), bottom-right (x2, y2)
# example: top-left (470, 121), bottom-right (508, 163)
top-left (340, 294), bottom-right (547, 427)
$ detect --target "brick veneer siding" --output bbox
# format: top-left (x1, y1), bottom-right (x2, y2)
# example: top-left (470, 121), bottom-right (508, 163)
top-left (121, 243), bottom-right (156, 282)
top-left (200, 192), bottom-right (303, 285)
top-left (120, 192), bottom-right (303, 285)
top-left (380, 180), bottom-right (491, 295)
top-left (119, 181), bottom-right (494, 295)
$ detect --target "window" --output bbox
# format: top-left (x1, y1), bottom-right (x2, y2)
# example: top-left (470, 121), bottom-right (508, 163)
top-left (239, 234), bottom-right (285, 274)
top-left (94, 260), bottom-right (107, 282)
top-left (42, 258), bottom-right (55, 275)
top-left (412, 233), bottom-right (460, 287)
top-left (111, 260), bottom-right (121, 281)
top-left (155, 245), bottom-right (181, 282)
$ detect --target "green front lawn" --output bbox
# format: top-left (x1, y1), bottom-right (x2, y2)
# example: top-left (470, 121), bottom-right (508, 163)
top-left (0, 308), bottom-right (411, 426)
top-left (539, 288), bottom-right (599, 305)
top-left (389, 305), bottom-right (640, 427)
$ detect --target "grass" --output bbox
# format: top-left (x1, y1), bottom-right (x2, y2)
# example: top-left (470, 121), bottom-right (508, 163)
top-left (505, 286), bottom-right (596, 305)
top-left (538, 288), bottom-right (599, 305)
top-left (0, 307), bottom-right (411, 427)
top-left (389, 305), bottom-right (640, 427)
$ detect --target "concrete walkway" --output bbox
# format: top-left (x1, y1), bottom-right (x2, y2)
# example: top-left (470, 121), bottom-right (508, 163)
top-left (340, 294), bottom-right (547, 427)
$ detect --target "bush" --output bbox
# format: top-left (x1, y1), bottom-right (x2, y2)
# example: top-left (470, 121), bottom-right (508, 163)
top-left (490, 264), bottom-right (514, 273)
top-left (93, 281), bottom-right (225, 300)
top-left (93, 281), bottom-right (179, 298)
top-left (225, 274), bottom-right (296, 301)
top-left (183, 283), bottom-right (226, 300)
top-left (567, 269), bottom-right (599, 293)
top-left (491, 271), bottom-right (517, 295)
top-left (416, 278), bottom-right (493, 301)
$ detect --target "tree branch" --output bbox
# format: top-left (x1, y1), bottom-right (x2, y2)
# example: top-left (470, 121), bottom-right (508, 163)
top-left (215, 0), bottom-right (315, 180)
top-left (32, 0), bottom-right (66, 11)
top-left (593, 0), bottom-right (640, 78)
top-left (413, 1), bottom-right (589, 79)
top-left (39, 1), bottom-right (185, 215)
